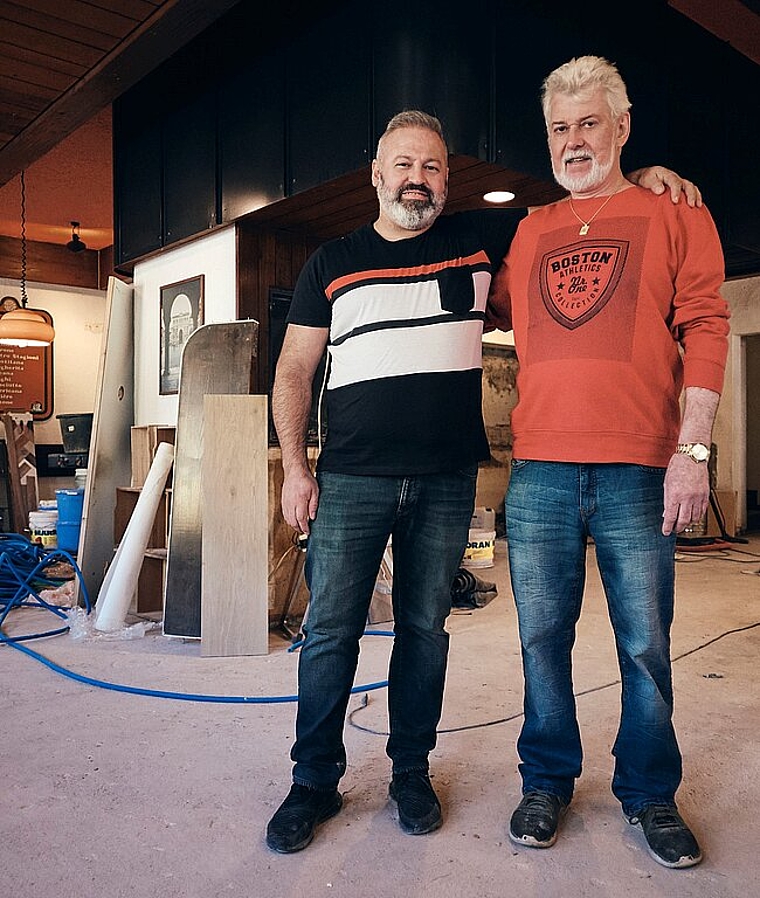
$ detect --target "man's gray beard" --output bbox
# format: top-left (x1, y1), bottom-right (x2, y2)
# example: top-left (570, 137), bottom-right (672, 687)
top-left (377, 181), bottom-right (446, 231)
top-left (553, 154), bottom-right (613, 194)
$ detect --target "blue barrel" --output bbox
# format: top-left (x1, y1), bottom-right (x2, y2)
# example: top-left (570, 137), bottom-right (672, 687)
top-left (55, 488), bottom-right (85, 552)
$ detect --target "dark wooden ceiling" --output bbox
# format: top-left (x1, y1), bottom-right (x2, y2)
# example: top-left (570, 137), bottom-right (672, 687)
top-left (0, 0), bottom-right (758, 251)
top-left (0, 0), bottom-right (241, 187)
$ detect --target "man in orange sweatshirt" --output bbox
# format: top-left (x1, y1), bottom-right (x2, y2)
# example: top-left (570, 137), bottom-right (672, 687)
top-left (488, 55), bottom-right (730, 869)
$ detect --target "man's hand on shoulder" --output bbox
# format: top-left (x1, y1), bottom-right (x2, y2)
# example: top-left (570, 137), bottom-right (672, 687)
top-left (627, 166), bottom-right (703, 207)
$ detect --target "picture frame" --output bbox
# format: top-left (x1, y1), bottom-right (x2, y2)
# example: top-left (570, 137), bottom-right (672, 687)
top-left (159, 275), bottom-right (204, 395)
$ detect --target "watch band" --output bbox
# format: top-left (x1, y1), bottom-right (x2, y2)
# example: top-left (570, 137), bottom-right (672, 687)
top-left (676, 442), bottom-right (711, 463)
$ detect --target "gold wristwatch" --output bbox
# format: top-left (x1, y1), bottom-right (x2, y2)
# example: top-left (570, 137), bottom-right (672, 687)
top-left (676, 442), bottom-right (711, 463)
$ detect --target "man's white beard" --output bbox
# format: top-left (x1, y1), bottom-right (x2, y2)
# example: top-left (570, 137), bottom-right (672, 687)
top-left (553, 153), bottom-right (613, 194)
top-left (376, 177), bottom-right (446, 231)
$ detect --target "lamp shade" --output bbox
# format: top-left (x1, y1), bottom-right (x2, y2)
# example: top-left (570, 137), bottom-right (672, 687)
top-left (0, 309), bottom-right (55, 346)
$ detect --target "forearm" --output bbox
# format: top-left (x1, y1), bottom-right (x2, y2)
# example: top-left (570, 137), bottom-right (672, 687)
top-left (662, 387), bottom-right (719, 536)
top-left (272, 373), bottom-right (313, 474)
top-left (678, 386), bottom-right (720, 444)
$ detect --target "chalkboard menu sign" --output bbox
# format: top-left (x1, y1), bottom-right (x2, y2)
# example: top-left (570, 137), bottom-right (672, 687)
top-left (0, 307), bottom-right (54, 421)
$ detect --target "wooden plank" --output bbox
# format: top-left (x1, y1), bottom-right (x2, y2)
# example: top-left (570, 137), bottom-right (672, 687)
top-left (1, 412), bottom-right (38, 533)
top-left (75, 276), bottom-right (134, 608)
top-left (201, 395), bottom-right (268, 657)
top-left (162, 319), bottom-right (258, 638)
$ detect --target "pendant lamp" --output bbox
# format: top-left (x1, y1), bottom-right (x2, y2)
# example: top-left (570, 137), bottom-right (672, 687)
top-left (0, 171), bottom-right (55, 347)
top-left (66, 220), bottom-right (87, 252)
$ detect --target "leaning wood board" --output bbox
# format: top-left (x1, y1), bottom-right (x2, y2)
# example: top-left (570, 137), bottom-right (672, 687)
top-left (75, 277), bottom-right (134, 608)
top-left (201, 395), bottom-right (268, 656)
top-left (162, 320), bottom-right (258, 638)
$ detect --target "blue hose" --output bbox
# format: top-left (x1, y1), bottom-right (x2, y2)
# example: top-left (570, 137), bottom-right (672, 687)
top-left (1, 535), bottom-right (390, 703)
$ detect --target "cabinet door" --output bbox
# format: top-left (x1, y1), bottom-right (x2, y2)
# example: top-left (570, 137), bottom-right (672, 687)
top-left (163, 62), bottom-right (217, 245)
top-left (220, 52), bottom-right (285, 223)
top-left (113, 84), bottom-right (163, 264)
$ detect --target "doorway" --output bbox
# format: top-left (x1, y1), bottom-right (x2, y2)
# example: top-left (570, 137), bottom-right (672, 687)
top-left (746, 334), bottom-right (760, 533)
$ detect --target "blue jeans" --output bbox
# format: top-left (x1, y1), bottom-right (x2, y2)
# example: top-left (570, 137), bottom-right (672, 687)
top-left (291, 468), bottom-right (477, 789)
top-left (505, 461), bottom-right (681, 817)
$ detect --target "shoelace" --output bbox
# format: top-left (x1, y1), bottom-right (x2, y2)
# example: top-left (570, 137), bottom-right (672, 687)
top-left (640, 805), bottom-right (683, 830)
top-left (515, 793), bottom-right (563, 827)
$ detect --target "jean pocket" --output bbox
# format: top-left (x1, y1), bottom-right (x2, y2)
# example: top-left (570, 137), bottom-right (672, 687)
top-left (510, 458), bottom-right (530, 471)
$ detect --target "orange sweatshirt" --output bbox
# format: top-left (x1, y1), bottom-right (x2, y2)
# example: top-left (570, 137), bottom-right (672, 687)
top-left (487, 186), bottom-right (730, 466)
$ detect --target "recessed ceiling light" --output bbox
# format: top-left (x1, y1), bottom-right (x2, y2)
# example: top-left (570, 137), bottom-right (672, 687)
top-left (483, 190), bottom-right (515, 204)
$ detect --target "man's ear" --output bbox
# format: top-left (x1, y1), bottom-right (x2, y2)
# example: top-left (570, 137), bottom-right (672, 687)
top-left (371, 160), bottom-right (380, 187)
top-left (617, 111), bottom-right (631, 148)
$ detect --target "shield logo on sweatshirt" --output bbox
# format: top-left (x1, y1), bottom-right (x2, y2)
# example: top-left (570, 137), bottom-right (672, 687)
top-left (539, 240), bottom-right (629, 329)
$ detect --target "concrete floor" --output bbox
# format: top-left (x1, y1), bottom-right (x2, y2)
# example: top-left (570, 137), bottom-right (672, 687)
top-left (2, 535), bottom-right (759, 898)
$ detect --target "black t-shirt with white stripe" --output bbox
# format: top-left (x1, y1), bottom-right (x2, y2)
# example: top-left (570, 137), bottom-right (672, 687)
top-left (287, 209), bottom-right (525, 475)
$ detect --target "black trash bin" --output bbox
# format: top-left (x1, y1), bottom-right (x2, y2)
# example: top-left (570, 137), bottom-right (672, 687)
top-left (56, 414), bottom-right (93, 454)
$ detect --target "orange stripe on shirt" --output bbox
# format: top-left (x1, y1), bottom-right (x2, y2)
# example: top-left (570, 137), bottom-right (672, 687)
top-left (325, 251), bottom-right (490, 301)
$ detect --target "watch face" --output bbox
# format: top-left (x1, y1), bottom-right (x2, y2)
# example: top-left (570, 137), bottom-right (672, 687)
top-left (693, 444), bottom-right (710, 461)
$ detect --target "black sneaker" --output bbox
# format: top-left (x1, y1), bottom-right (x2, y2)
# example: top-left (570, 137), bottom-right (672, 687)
top-left (509, 791), bottom-right (567, 848)
top-left (626, 804), bottom-right (703, 868)
top-left (388, 770), bottom-right (443, 835)
top-left (266, 783), bottom-right (343, 853)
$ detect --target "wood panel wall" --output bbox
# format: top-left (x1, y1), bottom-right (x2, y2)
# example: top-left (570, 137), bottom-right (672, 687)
top-left (236, 224), bottom-right (321, 394)
top-left (0, 235), bottom-right (123, 291)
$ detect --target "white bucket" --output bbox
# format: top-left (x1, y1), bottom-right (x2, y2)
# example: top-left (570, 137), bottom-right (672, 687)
top-left (470, 507), bottom-right (496, 532)
top-left (29, 509), bottom-right (58, 549)
top-left (462, 528), bottom-right (496, 569)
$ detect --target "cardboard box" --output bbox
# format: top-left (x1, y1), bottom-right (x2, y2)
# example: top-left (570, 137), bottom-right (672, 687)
top-left (706, 489), bottom-right (737, 538)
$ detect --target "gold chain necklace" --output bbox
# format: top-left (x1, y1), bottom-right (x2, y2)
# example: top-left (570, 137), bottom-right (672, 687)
top-left (568, 192), bottom-right (617, 236)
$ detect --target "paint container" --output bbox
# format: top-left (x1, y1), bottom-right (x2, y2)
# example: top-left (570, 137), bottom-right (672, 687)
top-left (470, 507), bottom-right (496, 532)
top-left (462, 529), bottom-right (496, 569)
top-left (55, 488), bottom-right (85, 553)
top-left (29, 509), bottom-right (58, 549)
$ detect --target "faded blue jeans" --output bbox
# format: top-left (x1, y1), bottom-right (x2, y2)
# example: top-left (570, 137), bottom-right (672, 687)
top-left (291, 467), bottom-right (477, 790)
top-left (505, 461), bottom-right (681, 817)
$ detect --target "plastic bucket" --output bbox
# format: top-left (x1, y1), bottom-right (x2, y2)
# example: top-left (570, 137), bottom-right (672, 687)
top-left (29, 510), bottom-right (58, 549)
top-left (462, 529), bottom-right (496, 569)
top-left (55, 488), bottom-right (84, 552)
top-left (56, 522), bottom-right (81, 552)
top-left (56, 488), bottom-right (84, 523)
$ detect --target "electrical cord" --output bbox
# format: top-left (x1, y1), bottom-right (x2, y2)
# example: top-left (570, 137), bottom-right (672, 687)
top-left (4, 534), bottom-right (758, 711)
top-left (347, 618), bottom-right (760, 736)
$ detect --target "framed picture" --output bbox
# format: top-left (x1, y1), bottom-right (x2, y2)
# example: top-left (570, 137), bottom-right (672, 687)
top-left (159, 275), bottom-right (204, 395)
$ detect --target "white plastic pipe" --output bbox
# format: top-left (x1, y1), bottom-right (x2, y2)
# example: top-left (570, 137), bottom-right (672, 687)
top-left (94, 441), bottom-right (174, 632)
